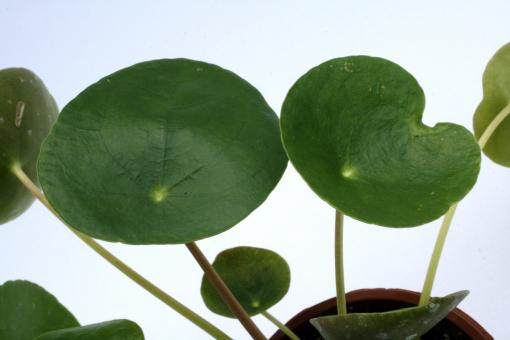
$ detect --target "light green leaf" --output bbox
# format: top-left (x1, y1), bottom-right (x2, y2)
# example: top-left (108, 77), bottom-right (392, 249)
top-left (310, 290), bottom-right (468, 340)
top-left (38, 59), bottom-right (287, 244)
top-left (0, 68), bottom-right (58, 224)
top-left (0, 280), bottom-right (79, 340)
top-left (281, 56), bottom-right (480, 227)
top-left (33, 320), bottom-right (144, 340)
top-left (473, 43), bottom-right (510, 166)
top-left (201, 246), bottom-right (290, 317)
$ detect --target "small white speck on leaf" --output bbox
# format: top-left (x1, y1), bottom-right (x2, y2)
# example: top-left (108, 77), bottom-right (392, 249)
top-left (196, 67), bottom-right (203, 72)
top-left (27, 129), bottom-right (33, 136)
top-left (343, 61), bottom-right (354, 73)
top-left (15, 101), bottom-right (25, 128)
top-left (0, 117), bottom-right (4, 124)
top-left (7, 99), bottom-right (12, 104)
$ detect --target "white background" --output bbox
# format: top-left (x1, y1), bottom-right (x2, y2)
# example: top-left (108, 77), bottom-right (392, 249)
top-left (1, 1), bottom-right (509, 339)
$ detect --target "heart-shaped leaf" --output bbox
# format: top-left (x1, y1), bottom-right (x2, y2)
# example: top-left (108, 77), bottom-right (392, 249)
top-left (38, 59), bottom-right (287, 244)
top-left (0, 280), bottom-right (79, 340)
top-left (201, 246), bottom-right (290, 317)
top-left (281, 56), bottom-right (480, 227)
top-left (310, 290), bottom-right (468, 340)
top-left (0, 68), bottom-right (58, 224)
top-left (34, 320), bottom-right (144, 340)
top-left (473, 43), bottom-right (510, 166)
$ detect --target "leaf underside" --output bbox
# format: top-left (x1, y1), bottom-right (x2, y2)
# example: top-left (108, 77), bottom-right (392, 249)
top-left (0, 68), bottom-right (58, 224)
top-left (310, 290), bottom-right (468, 340)
top-left (474, 42), bottom-right (510, 167)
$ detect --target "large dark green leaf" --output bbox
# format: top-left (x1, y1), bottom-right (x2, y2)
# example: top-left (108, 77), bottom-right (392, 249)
top-left (473, 43), bottom-right (510, 166)
top-left (38, 59), bottom-right (287, 244)
top-left (0, 280), bottom-right (79, 340)
top-left (201, 246), bottom-right (290, 317)
top-left (34, 320), bottom-right (144, 340)
top-left (281, 56), bottom-right (480, 227)
top-left (0, 68), bottom-right (58, 224)
top-left (310, 290), bottom-right (468, 340)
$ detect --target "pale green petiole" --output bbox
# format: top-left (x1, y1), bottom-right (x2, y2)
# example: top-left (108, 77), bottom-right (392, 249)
top-left (261, 310), bottom-right (301, 340)
top-left (419, 103), bottom-right (510, 306)
top-left (10, 163), bottom-right (231, 340)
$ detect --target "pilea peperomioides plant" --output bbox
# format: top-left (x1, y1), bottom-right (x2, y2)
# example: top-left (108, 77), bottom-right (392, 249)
top-left (1, 43), bottom-right (508, 339)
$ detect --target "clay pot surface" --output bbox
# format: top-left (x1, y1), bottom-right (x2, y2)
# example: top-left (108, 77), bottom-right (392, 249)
top-left (269, 288), bottom-right (493, 340)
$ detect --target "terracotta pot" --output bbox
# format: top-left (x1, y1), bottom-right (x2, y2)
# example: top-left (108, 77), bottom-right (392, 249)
top-left (270, 288), bottom-right (493, 340)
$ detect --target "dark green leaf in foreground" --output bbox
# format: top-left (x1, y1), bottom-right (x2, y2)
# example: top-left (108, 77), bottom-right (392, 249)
top-left (34, 320), bottom-right (144, 340)
top-left (38, 59), bottom-right (287, 244)
top-left (201, 246), bottom-right (290, 317)
top-left (473, 43), bottom-right (510, 166)
top-left (281, 56), bottom-right (480, 227)
top-left (310, 290), bottom-right (468, 340)
top-left (0, 280), bottom-right (79, 340)
top-left (0, 68), bottom-right (58, 224)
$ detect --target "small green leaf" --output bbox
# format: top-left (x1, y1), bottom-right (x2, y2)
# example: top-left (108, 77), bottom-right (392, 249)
top-left (0, 280), bottom-right (79, 340)
top-left (33, 320), bottom-right (144, 340)
top-left (201, 246), bottom-right (290, 317)
top-left (474, 43), bottom-right (510, 166)
top-left (281, 56), bottom-right (480, 227)
top-left (38, 59), bottom-right (287, 244)
top-left (0, 68), bottom-right (58, 224)
top-left (310, 290), bottom-right (468, 340)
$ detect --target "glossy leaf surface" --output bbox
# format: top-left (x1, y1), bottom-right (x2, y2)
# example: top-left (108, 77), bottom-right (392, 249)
top-left (201, 246), bottom-right (290, 317)
top-left (34, 320), bottom-right (144, 340)
top-left (38, 59), bottom-right (287, 244)
top-left (0, 68), bottom-right (58, 224)
top-left (281, 56), bottom-right (480, 227)
top-left (310, 290), bottom-right (468, 340)
top-left (0, 280), bottom-right (79, 340)
top-left (474, 43), bottom-right (510, 166)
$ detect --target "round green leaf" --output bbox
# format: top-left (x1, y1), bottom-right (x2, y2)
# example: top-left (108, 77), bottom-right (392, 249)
top-left (201, 246), bottom-right (290, 317)
top-left (474, 43), bottom-right (510, 167)
top-left (34, 320), bottom-right (144, 340)
top-left (281, 56), bottom-right (481, 227)
top-left (0, 280), bottom-right (79, 340)
top-left (38, 59), bottom-right (287, 244)
top-left (310, 290), bottom-right (468, 340)
top-left (0, 68), bottom-right (58, 224)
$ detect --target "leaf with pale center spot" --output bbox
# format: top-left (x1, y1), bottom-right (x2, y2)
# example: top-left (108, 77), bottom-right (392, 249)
top-left (0, 68), bottom-right (58, 224)
top-left (34, 320), bottom-right (144, 340)
top-left (474, 43), bottom-right (510, 166)
top-left (0, 280), bottom-right (79, 340)
top-left (201, 246), bottom-right (290, 317)
top-left (38, 59), bottom-right (287, 244)
top-left (310, 291), bottom-right (468, 340)
top-left (281, 56), bottom-right (480, 227)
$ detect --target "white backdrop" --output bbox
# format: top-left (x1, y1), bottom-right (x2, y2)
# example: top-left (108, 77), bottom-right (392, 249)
top-left (1, 1), bottom-right (509, 339)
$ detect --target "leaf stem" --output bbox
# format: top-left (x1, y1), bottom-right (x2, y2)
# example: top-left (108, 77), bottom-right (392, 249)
top-left (419, 102), bottom-right (510, 306)
top-left (335, 210), bottom-right (347, 315)
top-left (10, 163), bottom-right (231, 340)
top-left (261, 310), bottom-right (300, 340)
top-left (478, 102), bottom-right (510, 149)
top-left (185, 242), bottom-right (266, 340)
top-left (419, 204), bottom-right (458, 306)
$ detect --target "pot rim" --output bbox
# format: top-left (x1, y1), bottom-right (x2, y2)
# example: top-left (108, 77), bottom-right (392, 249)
top-left (270, 288), bottom-right (492, 340)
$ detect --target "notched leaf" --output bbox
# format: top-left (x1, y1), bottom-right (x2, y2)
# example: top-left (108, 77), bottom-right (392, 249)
top-left (281, 56), bottom-right (481, 227)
